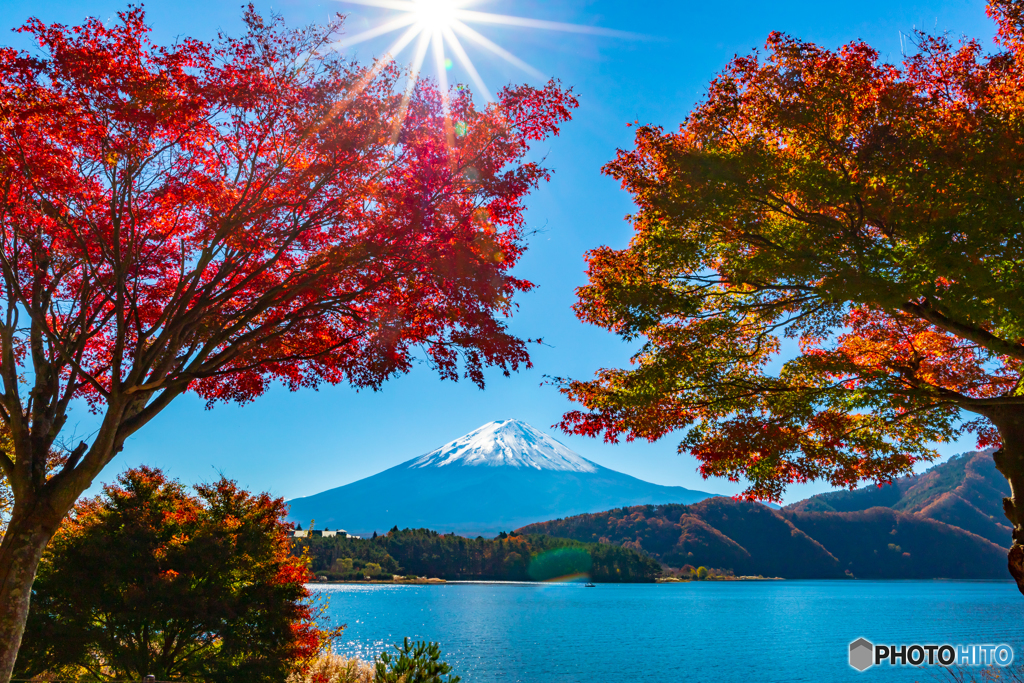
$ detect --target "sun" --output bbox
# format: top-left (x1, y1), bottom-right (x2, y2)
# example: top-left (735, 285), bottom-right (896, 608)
top-left (410, 0), bottom-right (462, 31)
top-left (334, 0), bottom-right (635, 106)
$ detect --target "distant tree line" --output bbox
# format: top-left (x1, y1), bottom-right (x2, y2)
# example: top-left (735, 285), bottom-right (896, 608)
top-left (293, 528), bottom-right (661, 582)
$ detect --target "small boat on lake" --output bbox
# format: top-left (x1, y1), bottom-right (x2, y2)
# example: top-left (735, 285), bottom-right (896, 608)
top-left (585, 582), bottom-right (596, 587)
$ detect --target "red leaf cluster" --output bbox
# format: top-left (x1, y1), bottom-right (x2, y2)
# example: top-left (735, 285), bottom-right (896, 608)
top-left (0, 7), bottom-right (576, 420)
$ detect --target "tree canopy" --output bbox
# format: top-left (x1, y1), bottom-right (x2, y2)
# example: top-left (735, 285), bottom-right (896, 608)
top-left (0, 7), bottom-right (575, 677)
top-left (14, 467), bottom-right (326, 682)
top-left (557, 1), bottom-right (1024, 588)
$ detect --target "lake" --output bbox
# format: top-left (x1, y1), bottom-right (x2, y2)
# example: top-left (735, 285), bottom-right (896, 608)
top-left (315, 580), bottom-right (1024, 682)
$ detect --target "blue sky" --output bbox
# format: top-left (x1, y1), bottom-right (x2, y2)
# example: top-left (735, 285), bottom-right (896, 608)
top-left (0, 0), bottom-right (994, 504)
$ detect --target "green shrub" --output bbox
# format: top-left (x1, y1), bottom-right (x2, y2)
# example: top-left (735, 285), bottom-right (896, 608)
top-left (374, 638), bottom-right (460, 683)
top-left (332, 557), bottom-right (355, 573)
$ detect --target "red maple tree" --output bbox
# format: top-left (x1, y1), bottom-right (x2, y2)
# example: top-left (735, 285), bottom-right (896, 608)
top-left (0, 7), bottom-right (575, 675)
top-left (558, 1), bottom-right (1024, 591)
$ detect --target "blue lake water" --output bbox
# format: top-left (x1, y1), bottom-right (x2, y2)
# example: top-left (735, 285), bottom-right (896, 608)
top-left (315, 580), bottom-right (1024, 682)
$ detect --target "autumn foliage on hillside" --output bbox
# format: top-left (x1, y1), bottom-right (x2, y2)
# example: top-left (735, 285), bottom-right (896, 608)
top-left (519, 496), bottom-right (1007, 580)
top-left (521, 499), bottom-right (845, 578)
top-left (789, 450), bottom-right (1010, 545)
top-left (556, 0), bottom-right (1024, 591)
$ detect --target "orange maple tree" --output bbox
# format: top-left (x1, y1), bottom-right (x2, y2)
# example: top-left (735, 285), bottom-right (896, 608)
top-left (0, 7), bottom-right (575, 675)
top-left (558, 1), bottom-right (1024, 592)
top-left (14, 467), bottom-right (326, 681)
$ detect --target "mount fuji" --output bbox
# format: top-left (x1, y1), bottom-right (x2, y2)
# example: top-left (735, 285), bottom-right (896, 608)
top-left (286, 419), bottom-right (717, 537)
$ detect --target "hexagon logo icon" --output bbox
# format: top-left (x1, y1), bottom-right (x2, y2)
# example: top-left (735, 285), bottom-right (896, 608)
top-left (850, 638), bottom-right (874, 671)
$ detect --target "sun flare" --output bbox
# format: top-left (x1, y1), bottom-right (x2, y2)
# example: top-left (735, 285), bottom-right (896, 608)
top-left (334, 0), bottom-right (636, 117)
top-left (410, 0), bottom-right (462, 31)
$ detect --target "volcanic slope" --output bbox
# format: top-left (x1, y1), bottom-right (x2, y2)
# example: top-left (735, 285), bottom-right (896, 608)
top-left (286, 419), bottom-right (716, 537)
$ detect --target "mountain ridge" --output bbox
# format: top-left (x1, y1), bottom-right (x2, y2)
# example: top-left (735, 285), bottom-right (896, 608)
top-left (785, 449), bottom-right (1010, 546)
top-left (518, 450), bottom-right (1011, 579)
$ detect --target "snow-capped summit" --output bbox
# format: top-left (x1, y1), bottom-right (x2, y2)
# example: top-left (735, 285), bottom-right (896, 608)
top-left (409, 419), bottom-right (597, 473)
top-left (287, 419), bottom-right (717, 536)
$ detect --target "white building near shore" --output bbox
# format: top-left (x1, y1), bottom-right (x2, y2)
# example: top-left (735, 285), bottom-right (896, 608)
top-left (290, 528), bottom-right (360, 539)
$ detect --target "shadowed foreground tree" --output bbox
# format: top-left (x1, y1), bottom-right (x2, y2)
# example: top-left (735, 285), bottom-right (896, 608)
top-left (0, 7), bottom-right (575, 676)
top-left (0, 428), bottom-right (64, 538)
top-left (14, 467), bottom-right (325, 682)
top-left (558, 0), bottom-right (1024, 593)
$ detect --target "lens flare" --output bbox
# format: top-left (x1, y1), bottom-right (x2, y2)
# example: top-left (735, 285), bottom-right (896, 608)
top-left (411, 0), bottom-right (460, 31)
top-left (333, 0), bottom-right (640, 104)
top-left (527, 547), bottom-right (592, 582)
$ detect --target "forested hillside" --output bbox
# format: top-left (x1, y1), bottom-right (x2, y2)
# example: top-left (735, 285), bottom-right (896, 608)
top-left (786, 450), bottom-right (1009, 546)
top-left (519, 497), bottom-right (1006, 579)
top-left (293, 528), bottom-right (662, 582)
top-left (780, 508), bottom-right (1003, 578)
top-left (520, 500), bottom-right (845, 578)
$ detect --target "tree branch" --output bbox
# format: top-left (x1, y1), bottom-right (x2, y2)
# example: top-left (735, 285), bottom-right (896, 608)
top-left (901, 299), bottom-right (1024, 362)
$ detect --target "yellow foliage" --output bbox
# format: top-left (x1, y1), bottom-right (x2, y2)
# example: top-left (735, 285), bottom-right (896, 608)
top-left (288, 652), bottom-right (374, 683)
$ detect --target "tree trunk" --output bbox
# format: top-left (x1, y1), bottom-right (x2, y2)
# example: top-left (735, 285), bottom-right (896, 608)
top-left (0, 507), bottom-right (61, 683)
top-left (991, 410), bottom-right (1024, 597)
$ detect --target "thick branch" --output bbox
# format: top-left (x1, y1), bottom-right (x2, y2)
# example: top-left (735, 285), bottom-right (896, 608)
top-left (902, 299), bottom-right (1024, 362)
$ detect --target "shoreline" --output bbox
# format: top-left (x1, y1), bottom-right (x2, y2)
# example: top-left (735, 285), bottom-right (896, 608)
top-left (311, 577), bottom-right (447, 585)
top-left (306, 577), bottom-right (1015, 586)
top-left (308, 576), bottom-right (786, 585)
top-left (656, 576), bottom-right (785, 582)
